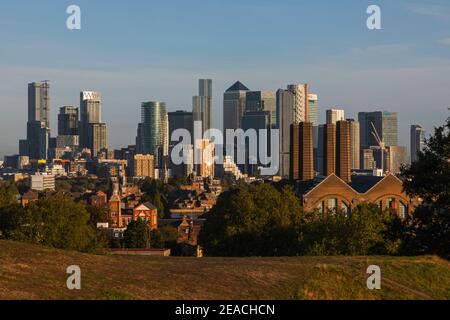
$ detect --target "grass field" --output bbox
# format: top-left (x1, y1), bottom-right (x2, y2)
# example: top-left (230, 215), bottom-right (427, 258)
top-left (0, 240), bottom-right (448, 300)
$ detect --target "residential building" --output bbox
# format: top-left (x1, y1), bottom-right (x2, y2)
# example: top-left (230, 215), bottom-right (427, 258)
top-left (348, 119), bottom-right (360, 170)
top-left (58, 106), bottom-right (79, 136)
top-left (132, 154), bottom-right (155, 178)
top-left (31, 173), bottom-right (55, 191)
top-left (326, 109), bottom-right (345, 125)
top-left (290, 122), bottom-right (314, 181)
top-left (287, 84), bottom-right (309, 123)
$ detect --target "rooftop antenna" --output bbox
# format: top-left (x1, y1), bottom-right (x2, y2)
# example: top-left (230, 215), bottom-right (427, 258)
top-left (371, 122), bottom-right (387, 175)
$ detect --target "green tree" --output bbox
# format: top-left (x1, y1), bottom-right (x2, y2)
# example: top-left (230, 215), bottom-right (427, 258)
top-left (153, 192), bottom-right (165, 219)
top-left (0, 196), bottom-right (104, 252)
top-left (124, 219), bottom-right (151, 248)
top-left (401, 117), bottom-right (450, 257)
top-left (199, 183), bottom-right (302, 257)
top-left (0, 181), bottom-right (18, 208)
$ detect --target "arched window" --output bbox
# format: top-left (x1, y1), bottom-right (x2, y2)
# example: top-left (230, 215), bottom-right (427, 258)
top-left (399, 202), bottom-right (408, 218)
top-left (327, 198), bottom-right (338, 211)
top-left (341, 202), bottom-right (350, 215)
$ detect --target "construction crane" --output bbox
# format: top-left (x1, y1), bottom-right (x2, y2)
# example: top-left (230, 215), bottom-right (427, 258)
top-left (371, 122), bottom-right (387, 175)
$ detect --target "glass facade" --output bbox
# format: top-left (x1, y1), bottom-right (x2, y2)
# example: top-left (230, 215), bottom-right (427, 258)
top-left (138, 101), bottom-right (168, 167)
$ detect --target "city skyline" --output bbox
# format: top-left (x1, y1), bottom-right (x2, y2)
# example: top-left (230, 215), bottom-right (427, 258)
top-left (1, 1), bottom-right (450, 156)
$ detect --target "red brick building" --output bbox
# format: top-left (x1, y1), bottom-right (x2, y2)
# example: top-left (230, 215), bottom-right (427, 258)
top-left (298, 174), bottom-right (420, 217)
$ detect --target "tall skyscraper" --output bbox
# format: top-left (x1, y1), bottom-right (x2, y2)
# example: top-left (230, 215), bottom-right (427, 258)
top-left (308, 94), bottom-right (319, 172)
top-left (168, 110), bottom-right (193, 144)
top-left (89, 123), bottom-right (108, 158)
top-left (287, 84), bottom-right (309, 123)
top-left (26, 120), bottom-right (50, 160)
top-left (336, 121), bottom-right (351, 183)
top-left (276, 89), bottom-right (295, 178)
top-left (223, 81), bottom-right (250, 153)
top-left (320, 121), bottom-right (351, 182)
top-left (322, 123), bottom-right (336, 176)
top-left (25, 81), bottom-right (51, 160)
top-left (245, 90), bottom-right (276, 126)
top-left (136, 101), bottom-right (168, 168)
top-left (410, 125), bottom-right (425, 163)
top-left (28, 81), bottom-right (50, 129)
top-left (58, 106), bottom-right (79, 136)
top-left (193, 79), bottom-right (212, 136)
top-left (347, 119), bottom-right (360, 170)
top-left (289, 122), bottom-right (314, 181)
top-left (359, 111), bottom-right (398, 148)
top-left (194, 139), bottom-right (215, 178)
top-left (326, 109), bottom-right (345, 125)
top-left (241, 110), bottom-right (271, 175)
top-left (79, 91), bottom-right (107, 157)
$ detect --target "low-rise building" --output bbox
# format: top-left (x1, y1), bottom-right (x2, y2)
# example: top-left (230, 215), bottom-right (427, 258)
top-left (297, 173), bottom-right (420, 217)
top-left (31, 173), bottom-right (55, 191)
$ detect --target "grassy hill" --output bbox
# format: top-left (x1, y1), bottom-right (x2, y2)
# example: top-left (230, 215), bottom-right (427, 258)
top-left (0, 240), bottom-right (449, 300)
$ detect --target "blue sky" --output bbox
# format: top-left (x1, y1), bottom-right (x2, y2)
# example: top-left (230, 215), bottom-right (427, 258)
top-left (1, 0), bottom-right (450, 156)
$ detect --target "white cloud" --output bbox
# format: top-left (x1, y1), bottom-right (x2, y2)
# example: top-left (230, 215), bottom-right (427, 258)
top-left (439, 37), bottom-right (450, 45)
top-left (408, 3), bottom-right (450, 21)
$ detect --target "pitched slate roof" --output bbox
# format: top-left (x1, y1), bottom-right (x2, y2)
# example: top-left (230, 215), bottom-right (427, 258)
top-left (350, 175), bottom-right (385, 193)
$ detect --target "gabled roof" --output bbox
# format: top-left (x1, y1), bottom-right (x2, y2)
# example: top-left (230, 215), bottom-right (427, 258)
top-left (350, 175), bottom-right (384, 193)
top-left (300, 173), bottom-right (403, 197)
top-left (134, 202), bottom-right (157, 211)
top-left (226, 81), bottom-right (249, 92)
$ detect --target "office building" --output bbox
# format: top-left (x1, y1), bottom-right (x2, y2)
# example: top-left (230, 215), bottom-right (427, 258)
top-left (276, 89), bottom-right (295, 178)
top-left (58, 106), bottom-right (79, 136)
top-left (359, 111), bottom-right (398, 148)
top-left (193, 79), bottom-right (212, 137)
top-left (246, 90), bottom-right (276, 126)
top-left (28, 81), bottom-right (50, 129)
top-left (168, 110), bottom-right (193, 144)
top-left (241, 110), bottom-right (271, 175)
top-left (136, 101), bottom-right (168, 168)
top-left (23, 81), bottom-right (51, 160)
top-left (79, 91), bottom-right (108, 157)
top-left (410, 125), bottom-right (425, 163)
top-left (326, 109), bottom-right (345, 125)
top-left (289, 122), bottom-right (314, 181)
top-left (223, 81), bottom-right (250, 153)
top-left (348, 119), bottom-right (360, 170)
top-left (132, 154), bottom-right (155, 178)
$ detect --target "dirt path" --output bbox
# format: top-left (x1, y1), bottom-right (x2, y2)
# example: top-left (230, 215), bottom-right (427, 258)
top-left (383, 277), bottom-right (434, 300)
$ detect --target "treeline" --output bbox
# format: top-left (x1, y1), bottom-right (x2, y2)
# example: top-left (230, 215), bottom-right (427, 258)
top-left (0, 185), bottom-right (105, 253)
top-left (199, 184), bottom-right (406, 257)
top-left (0, 182), bottom-right (177, 253)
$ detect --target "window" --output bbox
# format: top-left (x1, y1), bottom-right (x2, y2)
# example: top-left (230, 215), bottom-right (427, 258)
top-left (399, 202), bottom-right (408, 218)
top-left (341, 202), bottom-right (350, 215)
top-left (327, 198), bottom-right (338, 211)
